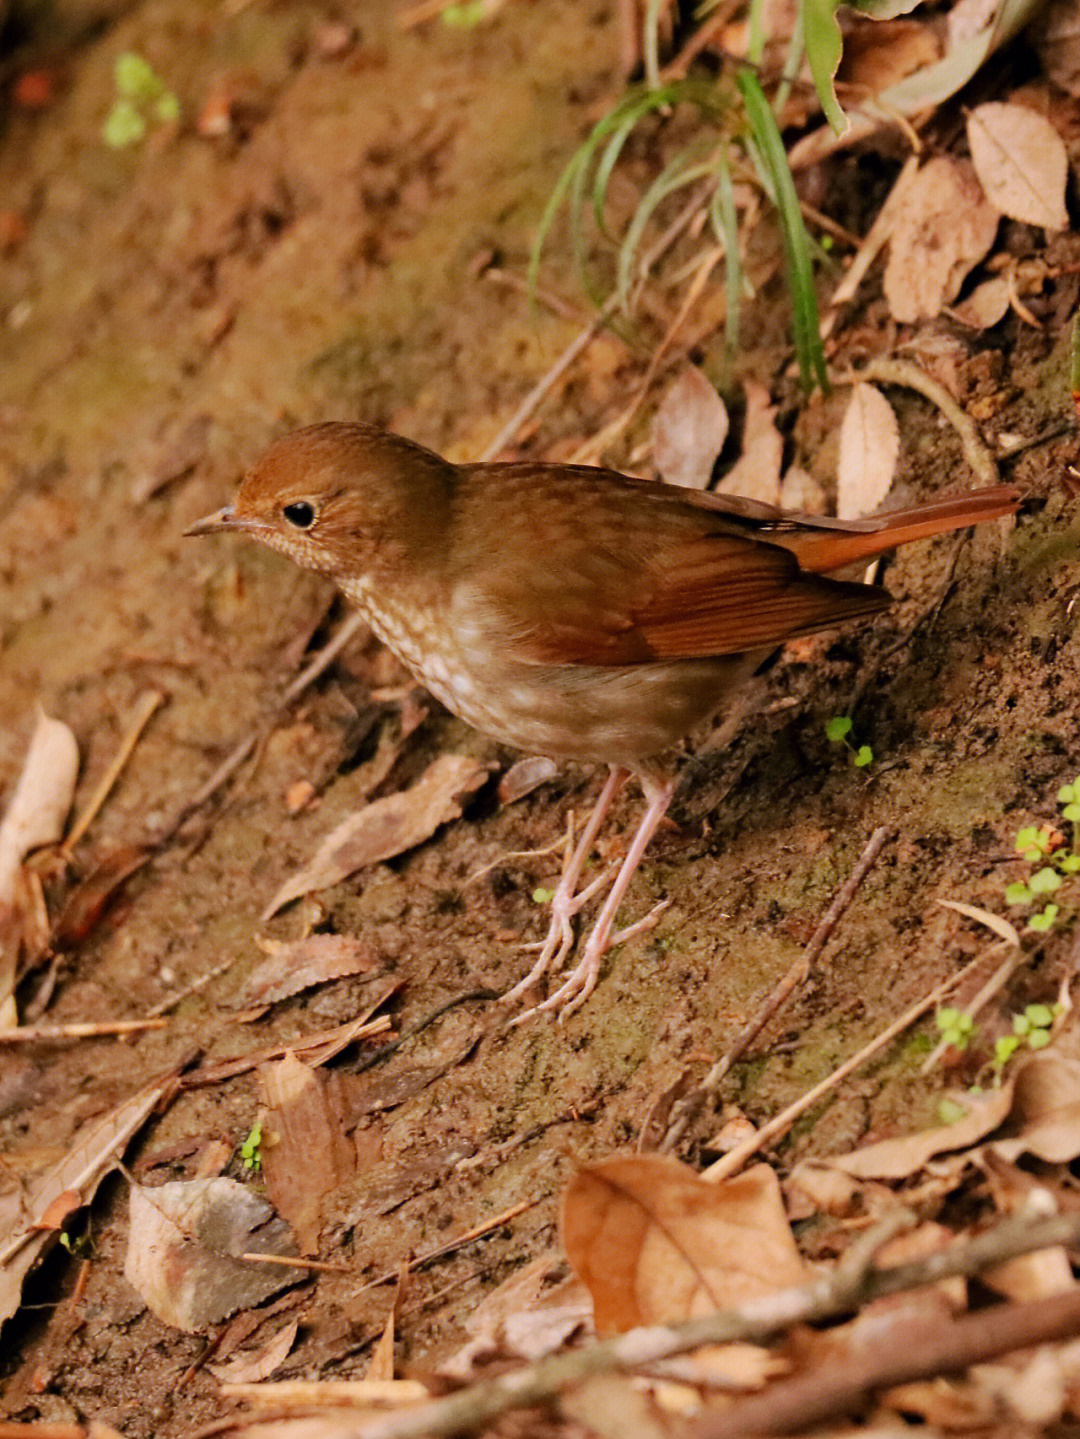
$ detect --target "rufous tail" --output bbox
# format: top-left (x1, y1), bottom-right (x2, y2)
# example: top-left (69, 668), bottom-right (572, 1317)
top-left (784, 484), bottom-right (1021, 575)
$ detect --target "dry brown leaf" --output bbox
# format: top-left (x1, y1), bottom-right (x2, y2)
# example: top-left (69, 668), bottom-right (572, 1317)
top-left (824, 1083), bottom-right (1015, 1179)
top-left (991, 1051), bottom-right (1080, 1164)
top-left (0, 1069), bottom-right (176, 1324)
top-left (560, 1155), bottom-right (805, 1333)
top-left (967, 102), bottom-right (1068, 232)
top-left (652, 365), bottom-right (729, 490)
top-left (260, 1051), bottom-right (356, 1255)
top-left (263, 754), bottom-right (491, 918)
top-left (497, 755), bottom-right (559, 805)
top-left (937, 899), bottom-right (1019, 947)
top-left (0, 709), bottom-right (78, 904)
top-left (207, 1319), bottom-right (299, 1383)
top-left (124, 1177), bottom-right (305, 1331)
top-left (837, 383), bottom-right (899, 520)
top-left (368, 1303), bottom-right (397, 1382)
top-left (884, 157), bottom-right (999, 323)
top-left (715, 381), bottom-right (782, 506)
top-left (837, 17), bottom-right (941, 94)
top-left (778, 465), bottom-right (826, 515)
top-left (984, 1246), bottom-right (1076, 1303)
top-left (561, 1373), bottom-right (675, 1439)
top-left (243, 934), bottom-right (378, 1006)
top-left (441, 1254), bottom-right (589, 1378)
top-left (951, 274), bottom-right (1011, 330)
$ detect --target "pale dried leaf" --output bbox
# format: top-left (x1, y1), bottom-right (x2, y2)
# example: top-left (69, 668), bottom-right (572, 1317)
top-left (263, 754), bottom-right (490, 918)
top-left (0, 1071), bottom-right (175, 1324)
top-left (207, 1320), bottom-right (299, 1383)
top-left (497, 755), bottom-right (559, 805)
top-left (0, 710), bottom-right (79, 904)
top-left (992, 1051), bottom-right (1080, 1163)
top-left (984, 1246), bottom-right (1076, 1303)
top-left (560, 1156), bottom-right (805, 1332)
top-left (837, 384), bottom-right (899, 520)
top-left (124, 1178), bottom-right (305, 1331)
top-left (825, 1083), bottom-right (1014, 1179)
top-left (971, 1345), bottom-right (1069, 1426)
top-left (778, 466), bottom-right (826, 515)
top-left (715, 381), bottom-right (782, 506)
top-left (967, 102), bottom-right (1068, 231)
top-left (561, 1373), bottom-right (673, 1439)
top-left (652, 366), bottom-right (729, 490)
top-left (884, 157), bottom-right (999, 323)
top-left (260, 1052), bottom-right (356, 1254)
top-left (947, 0), bottom-right (1000, 43)
top-left (838, 18), bottom-right (941, 94)
top-left (368, 1304), bottom-right (396, 1382)
top-left (951, 275), bottom-right (1011, 330)
top-left (937, 899), bottom-right (1019, 947)
top-left (785, 1161), bottom-right (862, 1217)
top-left (1029, 0), bottom-right (1080, 97)
top-left (243, 934), bottom-right (378, 1006)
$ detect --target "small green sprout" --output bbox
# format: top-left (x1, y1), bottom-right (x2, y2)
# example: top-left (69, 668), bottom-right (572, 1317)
top-left (532, 886), bottom-right (555, 904)
top-left (441, 1), bottom-right (489, 25)
top-left (240, 1120), bottom-right (263, 1171)
top-left (825, 716), bottom-right (872, 768)
top-left (936, 1006), bottom-right (976, 1051)
top-left (937, 1096), bottom-right (969, 1125)
top-left (103, 52), bottom-right (179, 148)
top-left (990, 1002), bottom-right (1062, 1081)
top-left (1058, 776), bottom-right (1080, 824)
top-left (1028, 903), bottom-right (1060, 932)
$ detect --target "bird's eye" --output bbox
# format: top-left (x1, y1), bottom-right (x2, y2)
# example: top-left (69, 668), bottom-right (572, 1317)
top-left (282, 500), bottom-right (316, 529)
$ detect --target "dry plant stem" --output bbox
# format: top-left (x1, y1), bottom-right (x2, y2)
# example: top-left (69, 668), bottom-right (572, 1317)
top-left (227, 1209), bottom-right (1080, 1439)
top-left (0, 1018), bottom-right (167, 1041)
top-left (691, 1286), bottom-right (1080, 1438)
top-left (702, 951), bottom-right (986, 1181)
top-left (662, 827), bottom-right (891, 1153)
top-left (0, 1426), bottom-right (89, 1438)
top-left (62, 689), bottom-right (166, 854)
top-left (834, 358), bottom-right (1000, 489)
top-left (240, 1253), bottom-right (349, 1274)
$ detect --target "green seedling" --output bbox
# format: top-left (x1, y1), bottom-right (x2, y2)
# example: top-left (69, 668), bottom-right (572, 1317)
top-left (935, 1006), bottom-right (975, 1052)
top-left (990, 1002), bottom-right (1062, 1081)
top-left (825, 716), bottom-right (872, 768)
top-left (532, 886), bottom-right (555, 905)
top-left (103, 52), bottom-right (179, 148)
top-left (240, 1120), bottom-right (263, 1172)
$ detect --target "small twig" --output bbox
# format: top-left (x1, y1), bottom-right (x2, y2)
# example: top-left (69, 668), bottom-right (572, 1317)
top-left (701, 950), bottom-right (986, 1181)
top-left (662, 828), bottom-right (891, 1153)
top-left (62, 689), bottom-right (166, 855)
top-left (217, 1207), bottom-right (1080, 1439)
top-left (0, 1018), bottom-right (167, 1042)
top-left (239, 1252), bottom-right (349, 1274)
top-left (279, 611), bottom-right (369, 708)
top-left (356, 1196), bottom-right (542, 1294)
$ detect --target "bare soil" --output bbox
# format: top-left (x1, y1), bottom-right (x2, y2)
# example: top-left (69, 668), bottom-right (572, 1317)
top-left (1, 2), bottom-right (1078, 1434)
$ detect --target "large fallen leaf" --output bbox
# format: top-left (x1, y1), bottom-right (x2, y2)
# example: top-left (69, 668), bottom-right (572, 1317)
top-left (967, 102), bottom-right (1068, 232)
top-left (0, 1066), bottom-right (178, 1325)
top-left (652, 366), bottom-right (729, 491)
top-left (715, 381), bottom-right (782, 506)
top-left (125, 1177), bottom-right (306, 1331)
top-left (263, 754), bottom-right (490, 918)
top-left (883, 157), bottom-right (999, 323)
top-left (560, 1156), bottom-right (805, 1333)
top-left (837, 383), bottom-right (899, 521)
top-left (260, 1051), bottom-right (356, 1254)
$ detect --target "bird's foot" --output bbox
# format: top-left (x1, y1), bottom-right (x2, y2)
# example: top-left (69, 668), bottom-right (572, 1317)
top-left (501, 860), bottom-right (618, 1009)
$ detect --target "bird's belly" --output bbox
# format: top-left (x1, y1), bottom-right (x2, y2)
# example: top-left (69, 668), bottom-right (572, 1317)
top-left (413, 650), bottom-right (763, 765)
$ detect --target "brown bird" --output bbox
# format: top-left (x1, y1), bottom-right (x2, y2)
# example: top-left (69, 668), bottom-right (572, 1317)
top-left (187, 422), bottom-right (1019, 1018)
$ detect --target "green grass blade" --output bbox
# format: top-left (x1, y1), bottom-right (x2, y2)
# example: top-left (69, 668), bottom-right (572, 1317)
top-left (710, 154), bottom-right (742, 380)
top-left (803, 0), bottom-right (848, 135)
top-left (616, 152), bottom-right (718, 310)
top-left (737, 68), bottom-right (828, 391)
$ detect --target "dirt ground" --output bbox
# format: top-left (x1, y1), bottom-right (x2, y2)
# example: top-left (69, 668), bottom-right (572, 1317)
top-left (1, 1), bottom-right (1080, 1434)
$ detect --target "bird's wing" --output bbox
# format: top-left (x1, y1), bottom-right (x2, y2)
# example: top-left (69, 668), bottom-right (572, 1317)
top-left (454, 466), bottom-right (891, 667)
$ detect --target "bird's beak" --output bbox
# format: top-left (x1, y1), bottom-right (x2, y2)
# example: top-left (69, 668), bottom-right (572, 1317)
top-left (184, 505), bottom-right (238, 537)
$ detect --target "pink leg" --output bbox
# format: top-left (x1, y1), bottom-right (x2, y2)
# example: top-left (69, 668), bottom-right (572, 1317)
top-left (501, 767), bottom-right (629, 1006)
top-left (524, 771), bottom-right (676, 1022)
